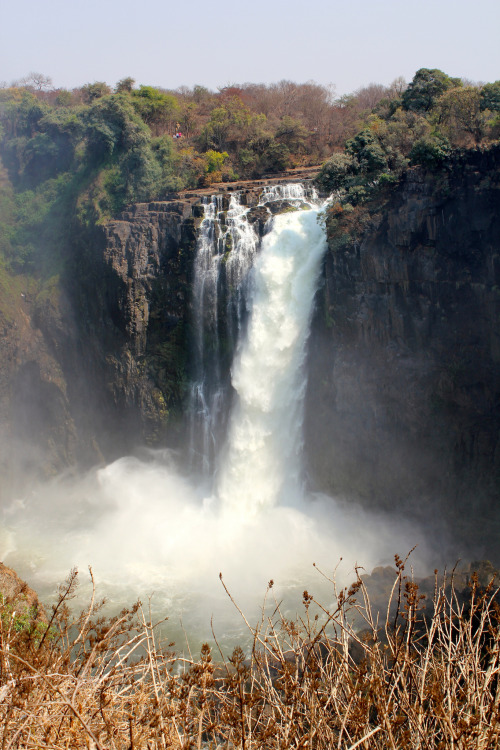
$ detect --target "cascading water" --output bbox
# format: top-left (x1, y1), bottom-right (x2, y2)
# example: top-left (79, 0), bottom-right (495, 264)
top-left (217, 202), bottom-right (328, 518)
top-left (188, 193), bottom-right (261, 476)
top-left (188, 182), bottom-right (321, 486)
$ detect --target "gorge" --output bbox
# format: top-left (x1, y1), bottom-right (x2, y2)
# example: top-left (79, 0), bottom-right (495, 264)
top-left (1, 146), bottom-right (500, 637)
top-left (2, 183), bottom-right (413, 640)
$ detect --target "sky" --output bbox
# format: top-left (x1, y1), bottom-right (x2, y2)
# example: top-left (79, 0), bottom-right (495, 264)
top-left (1, 0), bottom-right (499, 95)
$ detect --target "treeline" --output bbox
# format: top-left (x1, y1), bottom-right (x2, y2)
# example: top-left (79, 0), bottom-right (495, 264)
top-left (0, 69), bottom-right (499, 274)
top-left (315, 68), bottom-right (500, 202)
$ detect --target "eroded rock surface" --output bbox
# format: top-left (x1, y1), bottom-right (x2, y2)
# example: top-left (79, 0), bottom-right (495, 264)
top-left (305, 146), bottom-right (500, 560)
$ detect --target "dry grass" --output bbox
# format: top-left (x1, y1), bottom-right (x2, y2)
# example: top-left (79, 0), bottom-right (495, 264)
top-left (1, 553), bottom-right (500, 749)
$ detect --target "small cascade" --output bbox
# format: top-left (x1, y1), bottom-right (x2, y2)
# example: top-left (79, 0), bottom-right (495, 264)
top-left (258, 182), bottom-right (318, 204)
top-left (188, 193), bottom-right (261, 476)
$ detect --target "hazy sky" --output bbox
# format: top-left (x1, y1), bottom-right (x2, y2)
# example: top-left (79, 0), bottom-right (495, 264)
top-left (1, 0), bottom-right (499, 95)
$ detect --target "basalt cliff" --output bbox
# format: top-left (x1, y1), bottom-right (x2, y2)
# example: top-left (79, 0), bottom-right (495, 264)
top-left (306, 146), bottom-right (500, 555)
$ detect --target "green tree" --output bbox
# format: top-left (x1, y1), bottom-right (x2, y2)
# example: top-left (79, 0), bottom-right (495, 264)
top-left (274, 116), bottom-right (308, 152)
top-left (0, 91), bottom-right (47, 138)
top-left (83, 94), bottom-right (163, 210)
top-left (409, 134), bottom-right (451, 168)
top-left (436, 86), bottom-right (486, 144)
top-left (115, 77), bottom-right (135, 94)
top-left (131, 86), bottom-right (179, 134)
top-left (346, 129), bottom-right (388, 175)
top-left (315, 152), bottom-right (357, 192)
top-left (54, 90), bottom-right (73, 107)
top-left (480, 81), bottom-right (500, 112)
top-left (200, 98), bottom-right (254, 151)
top-left (402, 68), bottom-right (462, 113)
top-left (81, 82), bottom-right (112, 103)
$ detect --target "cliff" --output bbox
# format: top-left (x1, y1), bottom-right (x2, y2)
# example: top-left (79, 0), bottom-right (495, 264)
top-left (305, 146), bottom-right (500, 557)
top-left (69, 199), bottom-right (197, 452)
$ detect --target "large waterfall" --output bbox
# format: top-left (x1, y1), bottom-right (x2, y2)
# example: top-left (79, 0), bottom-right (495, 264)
top-left (188, 183), bottom-right (323, 509)
top-left (0, 183), bottom-right (415, 644)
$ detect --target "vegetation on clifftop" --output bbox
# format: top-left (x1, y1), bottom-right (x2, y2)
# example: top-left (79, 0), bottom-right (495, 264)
top-left (0, 68), bottom-right (498, 276)
top-left (0, 68), bottom-right (499, 456)
top-left (315, 68), bottom-right (500, 210)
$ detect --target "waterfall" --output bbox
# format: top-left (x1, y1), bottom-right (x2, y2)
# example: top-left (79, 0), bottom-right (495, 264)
top-left (188, 193), bottom-right (261, 475)
top-left (188, 181), bottom-right (327, 514)
top-left (0, 180), bottom-right (419, 642)
top-left (217, 202), bottom-right (327, 518)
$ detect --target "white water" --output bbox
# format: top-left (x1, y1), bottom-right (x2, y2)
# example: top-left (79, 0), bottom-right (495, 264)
top-left (0, 185), bottom-right (424, 647)
top-left (217, 207), bottom-right (327, 517)
top-left (188, 193), bottom-right (260, 475)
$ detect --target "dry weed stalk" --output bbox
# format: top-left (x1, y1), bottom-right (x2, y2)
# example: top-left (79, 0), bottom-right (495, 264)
top-left (0, 555), bottom-right (499, 748)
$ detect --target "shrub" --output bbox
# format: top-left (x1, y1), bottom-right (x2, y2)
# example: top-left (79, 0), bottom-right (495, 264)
top-left (1, 557), bottom-right (499, 749)
top-left (409, 134), bottom-right (452, 169)
top-left (315, 152), bottom-right (357, 192)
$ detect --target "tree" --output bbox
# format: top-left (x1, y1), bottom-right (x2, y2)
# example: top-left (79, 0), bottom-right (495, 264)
top-left (353, 83), bottom-right (389, 110)
top-left (200, 98), bottom-right (254, 152)
top-left (81, 82), bottom-right (111, 103)
top-left (84, 93), bottom-right (150, 162)
top-left (17, 72), bottom-right (53, 91)
top-left (315, 152), bottom-right (357, 192)
top-left (55, 90), bottom-right (73, 107)
top-left (131, 86), bottom-right (179, 135)
top-left (402, 68), bottom-right (462, 113)
top-left (436, 86), bottom-right (486, 144)
top-left (480, 81), bottom-right (500, 112)
top-left (115, 77), bottom-right (135, 94)
top-left (274, 116), bottom-right (308, 153)
top-left (409, 134), bottom-right (451, 168)
top-left (0, 91), bottom-right (47, 138)
top-left (346, 129), bottom-right (388, 175)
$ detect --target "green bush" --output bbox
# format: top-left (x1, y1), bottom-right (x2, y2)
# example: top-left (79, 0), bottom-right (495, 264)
top-left (409, 134), bottom-right (452, 168)
top-left (315, 152), bottom-right (356, 192)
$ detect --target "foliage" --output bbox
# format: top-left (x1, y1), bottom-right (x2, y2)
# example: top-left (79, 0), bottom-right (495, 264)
top-left (1, 559), bottom-right (499, 748)
top-left (0, 67), bottom-right (499, 281)
top-left (315, 152), bottom-right (357, 192)
top-left (315, 66), bottom-right (499, 210)
top-left (409, 134), bottom-right (452, 168)
top-left (274, 115), bottom-right (308, 152)
top-left (481, 81), bottom-right (500, 111)
top-left (435, 86), bottom-right (487, 145)
top-left (131, 85), bottom-right (179, 136)
top-left (115, 76), bottom-right (135, 94)
top-left (346, 128), bottom-right (388, 174)
top-left (81, 81), bottom-right (111, 103)
top-left (402, 67), bottom-right (462, 113)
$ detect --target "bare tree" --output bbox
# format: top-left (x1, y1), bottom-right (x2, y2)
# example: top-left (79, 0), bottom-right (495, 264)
top-left (17, 72), bottom-right (53, 91)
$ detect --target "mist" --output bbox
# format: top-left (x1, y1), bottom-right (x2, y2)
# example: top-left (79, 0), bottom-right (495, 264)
top-left (0, 448), bottom-right (432, 647)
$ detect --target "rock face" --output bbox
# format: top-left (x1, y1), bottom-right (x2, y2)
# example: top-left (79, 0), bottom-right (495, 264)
top-left (305, 146), bottom-right (500, 560)
top-left (0, 273), bottom-right (77, 500)
top-left (68, 199), bottom-right (199, 456)
top-left (0, 177), bottom-right (308, 492)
